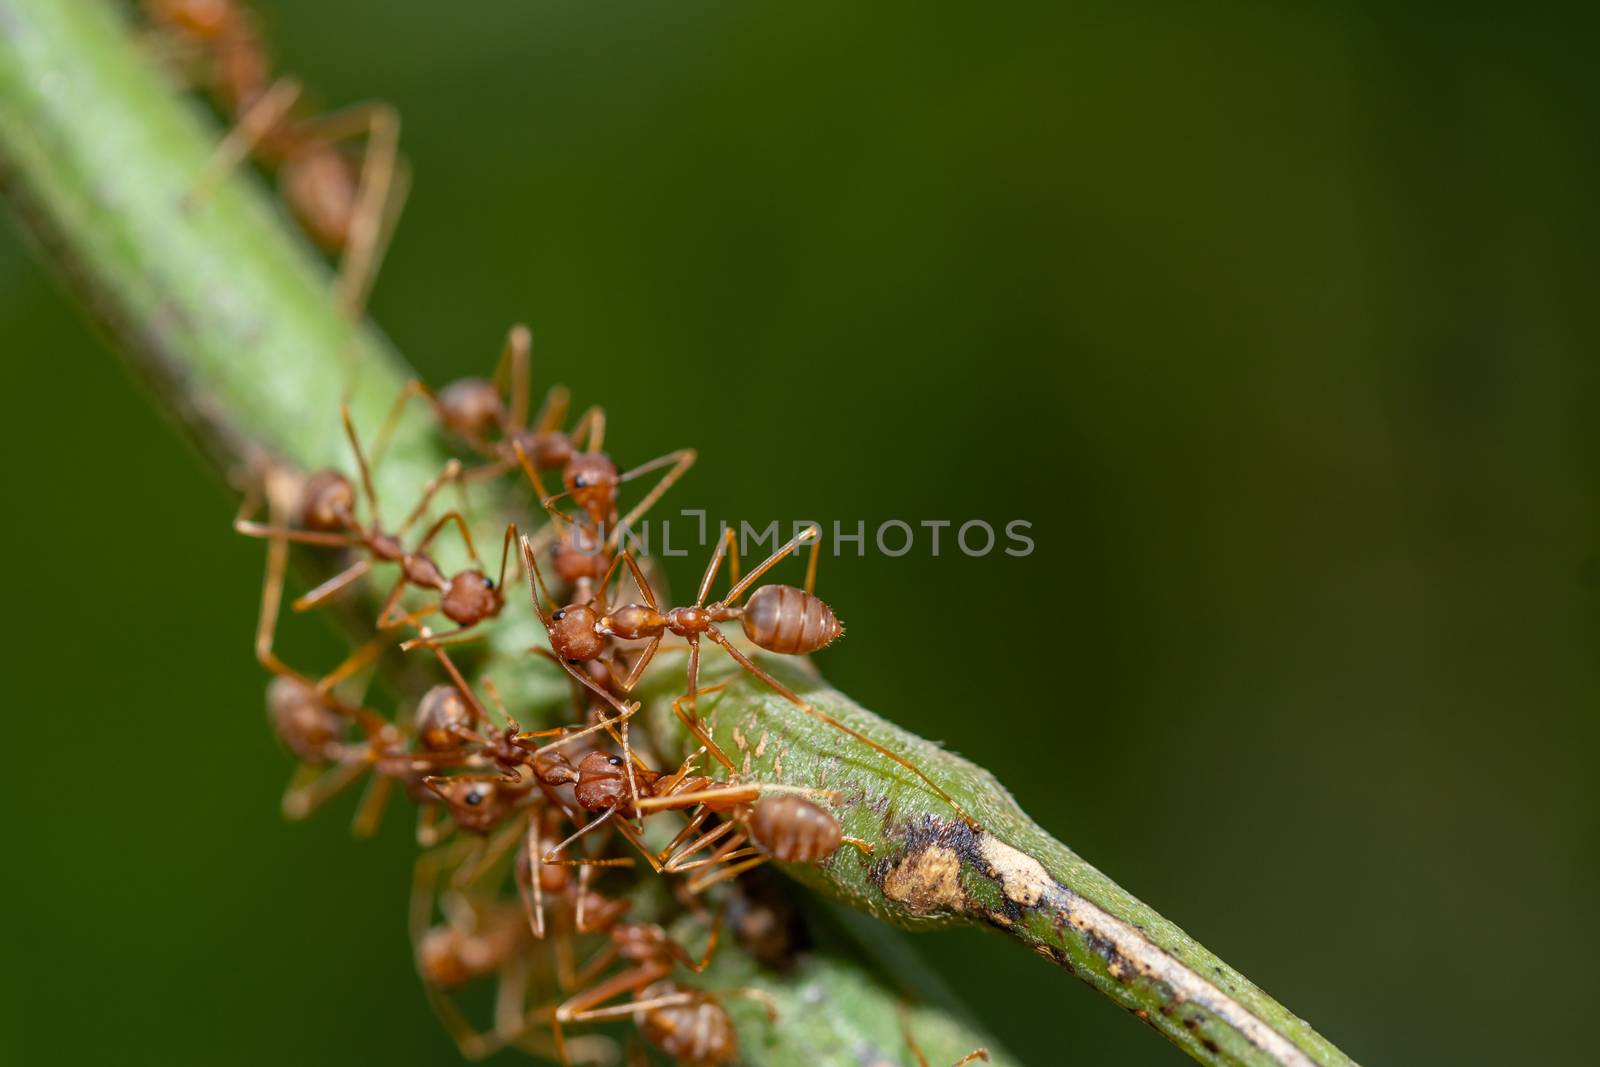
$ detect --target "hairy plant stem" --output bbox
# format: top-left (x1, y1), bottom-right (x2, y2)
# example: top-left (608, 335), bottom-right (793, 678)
top-left (0, 2), bottom-right (1359, 1065)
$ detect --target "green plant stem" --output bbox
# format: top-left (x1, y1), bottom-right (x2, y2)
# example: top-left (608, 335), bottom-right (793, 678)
top-left (0, 2), bottom-right (1360, 1065)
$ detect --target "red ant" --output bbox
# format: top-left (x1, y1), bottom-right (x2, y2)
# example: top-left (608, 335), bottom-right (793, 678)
top-left (146, 0), bottom-right (407, 317)
top-left (371, 323), bottom-right (604, 487)
top-left (901, 1004), bottom-right (992, 1067)
top-left (410, 839), bottom-right (616, 1063)
top-left (234, 406), bottom-right (511, 645)
top-left (520, 524), bottom-right (981, 829)
top-left (239, 471), bottom-right (471, 835)
top-left (632, 980), bottom-right (747, 1067)
top-left (532, 907), bottom-right (775, 1067)
top-left (555, 749), bottom-right (871, 892)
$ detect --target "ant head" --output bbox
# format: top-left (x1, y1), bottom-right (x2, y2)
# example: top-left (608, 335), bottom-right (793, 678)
top-left (563, 453), bottom-right (620, 523)
top-left (149, 0), bottom-right (234, 39)
top-left (416, 926), bottom-right (472, 988)
top-left (548, 603), bottom-right (604, 661)
top-left (552, 527), bottom-right (606, 584)
top-left (441, 569), bottom-right (502, 626)
top-left (299, 469), bottom-right (355, 531)
top-left (414, 684), bottom-right (473, 752)
top-left (573, 751), bottom-right (627, 811)
top-left (515, 428), bottom-right (574, 472)
top-left (265, 676), bottom-right (344, 763)
top-left (437, 378), bottom-right (505, 441)
top-left (426, 776), bottom-right (510, 833)
top-left (530, 747), bottom-right (578, 786)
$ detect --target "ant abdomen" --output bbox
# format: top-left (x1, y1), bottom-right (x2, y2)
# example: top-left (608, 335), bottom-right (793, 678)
top-left (299, 469), bottom-right (355, 531)
top-left (740, 584), bottom-right (843, 655)
top-left (414, 684), bottom-right (472, 752)
top-left (636, 981), bottom-right (738, 1066)
top-left (747, 795), bottom-right (843, 863)
top-left (434, 378), bottom-right (504, 441)
top-left (279, 150), bottom-right (358, 250)
top-left (266, 676), bottom-right (344, 762)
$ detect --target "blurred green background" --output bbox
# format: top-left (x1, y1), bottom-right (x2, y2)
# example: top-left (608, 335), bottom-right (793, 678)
top-left (4, 1), bottom-right (1596, 1064)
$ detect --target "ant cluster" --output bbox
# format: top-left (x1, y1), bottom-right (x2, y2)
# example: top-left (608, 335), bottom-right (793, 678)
top-left (152, 2), bottom-right (986, 1062)
top-left (230, 335), bottom-right (984, 1065)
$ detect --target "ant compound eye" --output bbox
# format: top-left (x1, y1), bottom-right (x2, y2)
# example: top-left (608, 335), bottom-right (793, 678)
top-left (572, 474), bottom-right (589, 489)
top-left (607, 755), bottom-right (622, 767)
top-left (482, 576), bottom-right (494, 589)
top-left (553, 610), bottom-right (566, 621)
top-left (465, 788), bottom-right (485, 806)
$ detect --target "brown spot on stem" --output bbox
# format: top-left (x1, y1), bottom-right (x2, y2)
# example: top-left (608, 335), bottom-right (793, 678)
top-left (882, 845), bottom-right (967, 915)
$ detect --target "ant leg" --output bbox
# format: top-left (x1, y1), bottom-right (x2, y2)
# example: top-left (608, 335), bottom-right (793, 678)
top-left (565, 986), bottom-right (695, 1023)
top-left (493, 955), bottom-right (532, 1050)
top-left (282, 100), bottom-right (405, 318)
top-left (726, 524), bottom-right (743, 587)
top-left (803, 522), bottom-right (823, 596)
top-left (350, 773), bottom-right (394, 838)
top-left (608, 448), bottom-right (697, 552)
top-left (510, 439), bottom-right (555, 504)
top-left (705, 629), bottom-right (982, 830)
top-left (656, 808), bottom-right (718, 866)
top-left (415, 803), bottom-right (448, 848)
top-left (725, 987), bottom-right (781, 1022)
top-left (234, 521), bottom-right (356, 548)
top-left (517, 823), bottom-right (547, 938)
top-left (574, 406), bottom-right (607, 452)
top-left (250, 491), bottom-right (305, 685)
top-left (555, 963), bottom-right (675, 1025)
top-left (618, 550), bottom-right (659, 611)
top-left (613, 634), bottom-right (662, 694)
top-left (528, 702), bottom-right (639, 760)
top-left (374, 378), bottom-right (494, 466)
top-left (456, 815), bottom-right (528, 889)
top-left (694, 526), bottom-right (736, 607)
top-left (723, 524), bottom-right (820, 607)
top-left (686, 851), bottom-right (770, 894)
top-left (532, 384), bottom-right (572, 435)
top-left (491, 323), bottom-right (534, 432)
top-left (397, 460), bottom-right (465, 536)
top-left (415, 510), bottom-right (483, 568)
top-left (634, 782), bottom-right (765, 815)
top-left (494, 520), bottom-right (518, 592)
top-left (292, 557), bottom-right (373, 612)
top-left (662, 820), bottom-right (743, 871)
top-left (281, 756), bottom-right (368, 821)
top-left (676, 647), bottom-right (736, 772)
top-left (187, 76), bottom-right (302, 207)
top-left (541, 808), bottom-right (617, 864)
top-left (339, 403), bottom-right (383, 519)
top-left (901, 1003), bottom-right (989, 1067)
top-left (424, 981), bottom-right (509, 1061)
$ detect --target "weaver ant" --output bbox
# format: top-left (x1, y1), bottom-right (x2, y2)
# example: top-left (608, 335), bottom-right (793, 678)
top-left (146, 0), bottom-right (407, 316)
top-left (555, 749), bottom-right (871, 892)
top-left (235, 406), bottom-right (511, 645)
top-left (521, 524), bottom-right (980, 829)
top-left (411, 840), bottom-right (616, 1063)
top-left (371, 324), bottom-right (603, 486)
top-left (533, 907), bottom-right (775, 1067)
